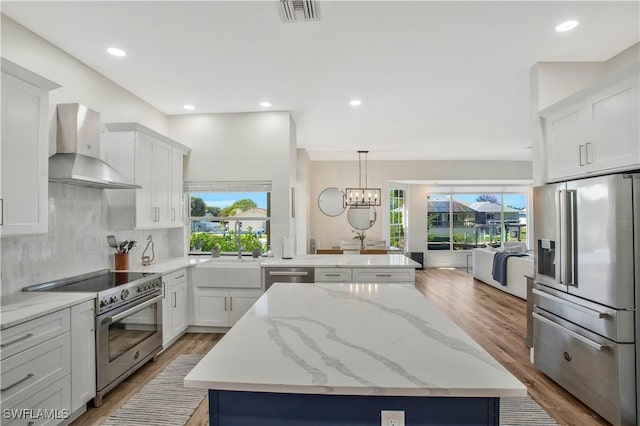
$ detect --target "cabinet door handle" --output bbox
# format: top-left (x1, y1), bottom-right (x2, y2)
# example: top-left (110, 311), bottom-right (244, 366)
top-left (1, 373), bottom-right (34, 392)
top-left (585, 142), bottom-right (593, 164)
top-left (172, 292), bottom-right (177, 308)
top-left (224, 296), bottom-right (227, 311)
top-left (172, 207), bottom-right (176, 222)
top-left (0, 333), bottom-right (33, 348)
top-left (162, 281), bottom-right (166, 298)
top-left (230, 297), bottom-right (233, 311)
top-left (90, 308), bottom-right (95, 332)
top-left (0, 198), bottom-right (4, 225)
top-left (579, 144), bottom-right (586, 166)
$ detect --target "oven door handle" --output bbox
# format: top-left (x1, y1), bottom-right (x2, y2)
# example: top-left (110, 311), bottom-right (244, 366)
top-left (101, 296), bottom-right (162, 325)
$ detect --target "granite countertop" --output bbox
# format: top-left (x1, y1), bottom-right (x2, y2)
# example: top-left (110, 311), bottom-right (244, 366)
top-left (0, 292), bottom-right (96, 330)
top-left (260, 254), bottom-right (420, 268)
top-left (184, 283), bottom-right (526, 397)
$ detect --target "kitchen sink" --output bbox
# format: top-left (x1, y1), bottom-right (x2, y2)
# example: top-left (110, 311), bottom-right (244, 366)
top-left (194, 258), bottom-right (262, 288)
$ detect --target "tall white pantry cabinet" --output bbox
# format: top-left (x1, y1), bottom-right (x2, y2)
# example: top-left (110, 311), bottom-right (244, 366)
top-left (1, 59), bottom-right (60, 237)
top-left (103, 123), bottom-right (190, 230)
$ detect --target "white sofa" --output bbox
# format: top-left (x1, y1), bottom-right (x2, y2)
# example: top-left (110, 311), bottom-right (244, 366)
top-left (472, 247), bottom-right (533, 300)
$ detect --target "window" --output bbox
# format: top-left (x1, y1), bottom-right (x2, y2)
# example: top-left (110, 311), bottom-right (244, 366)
top-left (188, 189), bottom-right (270, 254)
top-left (389, 189), bottom-right (405, 249)
top-left (427, 193), bottom-right (527, 251)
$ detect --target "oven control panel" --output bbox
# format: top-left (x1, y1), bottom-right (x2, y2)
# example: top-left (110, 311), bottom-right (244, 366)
top-left (98, 276), bottom-right (162, 314)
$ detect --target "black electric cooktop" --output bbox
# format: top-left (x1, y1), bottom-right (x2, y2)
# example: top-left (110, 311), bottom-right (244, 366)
top-left (23, 270), bottom-right (155, 293)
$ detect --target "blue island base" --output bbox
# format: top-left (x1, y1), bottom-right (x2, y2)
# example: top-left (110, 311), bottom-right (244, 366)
top-left (209, 390), bottom-right (499, 426)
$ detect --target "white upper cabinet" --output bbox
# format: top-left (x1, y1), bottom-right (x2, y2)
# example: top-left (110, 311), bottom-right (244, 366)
top-left (103, 123), bottom-right (190, 230)
top-left (170, 147), bottom-right (184, 225)
top-left (1, 60), bottom-right (60, 237)
top-left (542, 65), bottom-right (639, 182)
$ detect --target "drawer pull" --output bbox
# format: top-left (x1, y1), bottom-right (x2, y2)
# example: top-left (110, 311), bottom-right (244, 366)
top-left (375, 274), bottom-right (392, 277)
top-left (324, 273), bottom-right (341, 277)
top-left (533, 289), bottom-right (610, 318)
top-left (533, 312), bottom-right (608, 351)
top-left (175, 274), bottom-right (185, 280)
top-left (1, 373), bottom-right (34, 392)
top-left (0, 333), bottom-right (33, 348)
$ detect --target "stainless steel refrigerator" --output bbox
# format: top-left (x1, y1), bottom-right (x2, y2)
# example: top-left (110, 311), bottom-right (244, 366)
top-left (533, 172), bottom-right (639, 426)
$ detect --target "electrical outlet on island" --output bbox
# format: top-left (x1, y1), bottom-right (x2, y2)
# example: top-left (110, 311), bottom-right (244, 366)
top-left (381, 410), bottom-right (405, 426)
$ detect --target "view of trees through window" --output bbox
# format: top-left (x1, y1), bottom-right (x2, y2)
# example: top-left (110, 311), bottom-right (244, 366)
top-left (389, 189), bottom-right (405, 249)
top-left (189, 192), bottom-right (270, 253)
top-left (427, 193), bottom-right (527, 251)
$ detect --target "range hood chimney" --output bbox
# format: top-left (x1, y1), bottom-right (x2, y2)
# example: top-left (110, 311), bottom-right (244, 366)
top-left (49, 104), bottom-right (140, 189)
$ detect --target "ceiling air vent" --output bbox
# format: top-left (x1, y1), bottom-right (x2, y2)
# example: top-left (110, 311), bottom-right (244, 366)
top-left (278, 0), bottom-right (320, 23)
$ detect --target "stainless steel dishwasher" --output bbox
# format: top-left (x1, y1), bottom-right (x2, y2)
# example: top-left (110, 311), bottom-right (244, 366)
top-left (264, 267), bottom-right (314, 290)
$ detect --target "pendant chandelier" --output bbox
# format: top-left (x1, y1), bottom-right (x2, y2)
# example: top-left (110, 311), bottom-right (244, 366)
top-left (345, 150), bottom-right (381, 207)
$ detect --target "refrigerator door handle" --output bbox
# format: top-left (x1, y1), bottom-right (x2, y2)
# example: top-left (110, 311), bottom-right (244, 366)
top-left (559, 189), bottom-right (577, 287)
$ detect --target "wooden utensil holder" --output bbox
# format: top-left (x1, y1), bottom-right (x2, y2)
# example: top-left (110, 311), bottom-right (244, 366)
top-left (114, 253), bottom-right (130, 270)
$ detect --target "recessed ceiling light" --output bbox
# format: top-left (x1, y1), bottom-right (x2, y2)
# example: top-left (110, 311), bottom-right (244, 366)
top-left (555, 20), bottom-right (579, 32)
top-left (183, 104), bottom-right (195, 110)
top-left (349, 99), bottom-right (362, 106)
top-left (107, 47), bottom-right (126, 57)
top-left (259, 102), bottom-right (272, 108)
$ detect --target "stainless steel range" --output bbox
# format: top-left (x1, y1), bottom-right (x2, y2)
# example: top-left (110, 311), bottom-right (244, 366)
top-left (24, 270), bottom-right (163, 406)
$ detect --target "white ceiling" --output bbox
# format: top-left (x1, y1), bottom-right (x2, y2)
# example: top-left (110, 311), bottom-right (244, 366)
top-left (2, 1), bottom-right (639, 161)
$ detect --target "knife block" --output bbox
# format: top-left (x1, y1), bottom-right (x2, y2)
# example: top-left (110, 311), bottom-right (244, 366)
top-left (114, 253), bottom-right (129, 270)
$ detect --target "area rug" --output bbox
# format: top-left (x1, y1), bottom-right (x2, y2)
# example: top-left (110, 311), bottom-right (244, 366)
top-left (500, 396), bottom-right (559, 425)
top-left (101, 355), bottom-right (206, 426)
top-left (101, 354), bottom-right (557, 426)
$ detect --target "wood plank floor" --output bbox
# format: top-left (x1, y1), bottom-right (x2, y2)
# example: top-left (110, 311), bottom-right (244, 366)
top-left (74, 268), bottom-right (609, 425)
top-left (415, 268), bottom-right (608, 426)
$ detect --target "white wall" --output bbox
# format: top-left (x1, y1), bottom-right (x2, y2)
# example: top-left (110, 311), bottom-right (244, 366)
top-left (167, 112), bottom-right (296, 258)
top-left (0, 15), bottom-right (183, 295)
top-left (309, 159), bottom-right (532, 265)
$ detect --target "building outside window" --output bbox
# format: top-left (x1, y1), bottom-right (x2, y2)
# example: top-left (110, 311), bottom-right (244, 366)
top-left (427, 193), bottom-right (527, 251)
top-left (189, 190), bottom-right (270, 253)
top-left (389, 189), bottom-right (405, 249)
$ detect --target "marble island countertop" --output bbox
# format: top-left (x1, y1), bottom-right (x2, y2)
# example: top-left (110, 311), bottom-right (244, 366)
top-left (0, 291), bottom-right (95, 329)
top-left (184, 282), bottom-right (526, 397)
top-left (260, 253), bottom-right (420, 268)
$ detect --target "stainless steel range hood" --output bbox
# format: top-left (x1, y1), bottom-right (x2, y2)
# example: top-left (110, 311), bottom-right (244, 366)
top-left (49, 104), bottom-right (141, 189)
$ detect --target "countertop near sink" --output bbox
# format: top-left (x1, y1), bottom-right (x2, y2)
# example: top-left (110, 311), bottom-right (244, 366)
top-left (0, 292), bottom-right (96, 329)
top-left (113, 256), bottom-right (213, 274)
top-left (260, 254), bottom-right (420, 268)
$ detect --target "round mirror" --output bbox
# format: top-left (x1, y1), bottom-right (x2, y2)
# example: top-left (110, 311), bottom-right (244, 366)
top-left (318, 187), bottom-right (345, 217)
top-left (347, 206), bottom-right (376, 230)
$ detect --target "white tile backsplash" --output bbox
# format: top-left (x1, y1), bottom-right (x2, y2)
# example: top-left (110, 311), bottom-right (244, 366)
top-left (1, 183), bottom-right (184, 295)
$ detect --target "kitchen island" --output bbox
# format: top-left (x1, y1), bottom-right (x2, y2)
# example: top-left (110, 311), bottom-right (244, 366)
top-left (184, 283), bottom-right (526, 425)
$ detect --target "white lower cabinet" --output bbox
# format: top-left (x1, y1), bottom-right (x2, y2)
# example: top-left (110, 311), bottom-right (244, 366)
top-left (314, 267), bottom-right (415, 284)
top-left (3, 376), bottom-right (71, 426)
top-left (162, 269), bottom-right (188, 347)
top-left (70, 300), bottom-right (95, 413)
top-left (0, 299), bottom-right (95, 425)
top-left (193, 288), bottom-right (261, 328)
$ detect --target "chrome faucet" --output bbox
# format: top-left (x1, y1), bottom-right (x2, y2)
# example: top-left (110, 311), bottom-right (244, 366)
top-left (234, 221), bottom-right (244, 260)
